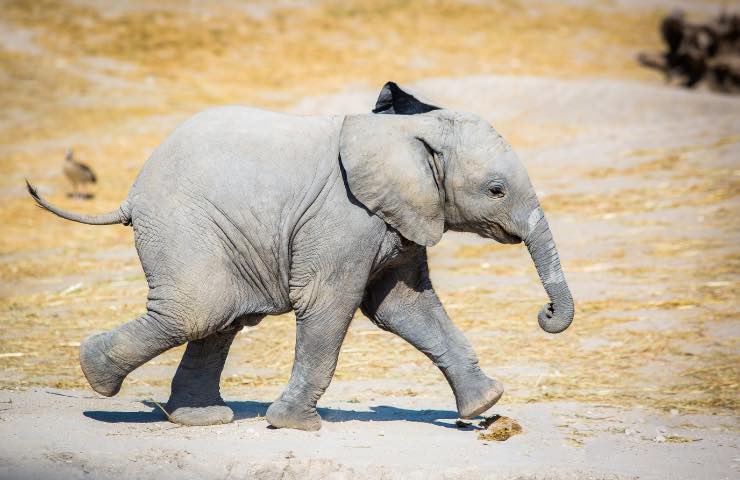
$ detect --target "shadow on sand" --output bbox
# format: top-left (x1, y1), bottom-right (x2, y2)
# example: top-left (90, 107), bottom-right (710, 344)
top-left (83, 400), bottom-right (463, 429)
top-left (66, 192), bottom-right (95, 200)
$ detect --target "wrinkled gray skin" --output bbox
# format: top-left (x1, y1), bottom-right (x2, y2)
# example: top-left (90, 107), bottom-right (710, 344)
top-left (28, 82), bottom-right (574, 430)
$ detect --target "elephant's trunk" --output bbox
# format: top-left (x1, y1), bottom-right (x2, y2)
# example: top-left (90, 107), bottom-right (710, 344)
top-left (524, 207), bottom-right (574, 334)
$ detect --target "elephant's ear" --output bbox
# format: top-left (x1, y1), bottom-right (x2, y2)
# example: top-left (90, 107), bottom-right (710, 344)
top-left (339, 114), bottom-right (445, 247)
top-left (372, 82), bottom-right (440, 115)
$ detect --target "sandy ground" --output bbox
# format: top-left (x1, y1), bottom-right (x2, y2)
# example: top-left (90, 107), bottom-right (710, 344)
top-left (1, 1), bottom-right (739, 479)
top-left (0, 388), bottom-right (737, 480)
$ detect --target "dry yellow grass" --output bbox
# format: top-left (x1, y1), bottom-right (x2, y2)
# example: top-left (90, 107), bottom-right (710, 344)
top-left (0, 0), bottom-right (662, 148)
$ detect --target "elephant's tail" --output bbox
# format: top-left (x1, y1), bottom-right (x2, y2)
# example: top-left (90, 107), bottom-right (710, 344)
top-left (26, 180), bottom-right (132, 226)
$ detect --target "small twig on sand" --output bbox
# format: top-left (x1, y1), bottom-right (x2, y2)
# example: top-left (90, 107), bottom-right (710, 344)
top-left (45, 391), bottom-right (98, 399)
top-left (147, 399), bottom-right (173, 421)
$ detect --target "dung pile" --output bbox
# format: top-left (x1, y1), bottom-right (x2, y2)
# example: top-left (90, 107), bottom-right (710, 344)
top-left (638, 10), bottom-right (740, 92)
top-left (477, 415), bottom-right (523, 442)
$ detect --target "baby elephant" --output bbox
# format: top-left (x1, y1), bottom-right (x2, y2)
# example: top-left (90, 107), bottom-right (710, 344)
top-left (28, 82), bottom-right (574, 430)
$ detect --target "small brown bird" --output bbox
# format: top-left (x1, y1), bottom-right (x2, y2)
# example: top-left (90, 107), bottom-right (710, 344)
top-left (63, 149), bottom-right (96, 198)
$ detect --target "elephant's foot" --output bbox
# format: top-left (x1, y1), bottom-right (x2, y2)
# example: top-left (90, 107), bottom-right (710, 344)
top-left (166, 404), bottom-right (234, 426)
top-left (455, 376), bottom-right (504, 419)
top-left (79, 332), bottom-right (127, 397)
top-left (165, 391), bottom-right (234, 426)
top-left (266, 399), bottom-right (322, 431)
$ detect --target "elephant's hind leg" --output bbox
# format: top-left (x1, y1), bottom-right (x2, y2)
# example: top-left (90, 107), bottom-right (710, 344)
top-left (165, 323), bottom-right (249, 426)
top-left (80, 271), bottom-right (240, 398)
top-left (80, 310), bottom-right (189, 397)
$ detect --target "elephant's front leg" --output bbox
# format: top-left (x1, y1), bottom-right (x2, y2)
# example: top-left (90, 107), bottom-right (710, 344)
top-left (165, 324), bottom-right (243, 426)
top-left (265, 204), bottom-right (378, 431)
top-left (265, 304), bottom-right (356, 431)
top-left (362, 249), bottom-right (504, 419)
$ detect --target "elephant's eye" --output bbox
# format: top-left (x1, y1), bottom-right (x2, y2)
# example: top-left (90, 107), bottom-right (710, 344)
top-left (489, 184), bottom-right (505, 198)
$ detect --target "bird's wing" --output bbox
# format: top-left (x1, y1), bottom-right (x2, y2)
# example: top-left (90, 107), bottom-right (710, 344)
top-left (76, 162), bottom-right (97, 183)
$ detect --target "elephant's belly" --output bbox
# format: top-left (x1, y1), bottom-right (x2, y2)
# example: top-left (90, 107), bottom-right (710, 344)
top-left (209, 214), bottom-right (293, 316)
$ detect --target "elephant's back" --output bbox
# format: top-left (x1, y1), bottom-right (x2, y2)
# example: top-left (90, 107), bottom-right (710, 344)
top-left (136, 106), bottom-right (341, 182)
top-left (129, 106), bottom-right (343, 216)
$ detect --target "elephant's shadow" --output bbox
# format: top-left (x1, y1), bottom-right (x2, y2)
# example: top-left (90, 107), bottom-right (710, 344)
top-left (83, 400), bottom-right (463, 429)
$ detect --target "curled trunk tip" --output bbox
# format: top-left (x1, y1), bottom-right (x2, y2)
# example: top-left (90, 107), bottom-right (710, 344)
top-left (537, 290), bottom-right (575, 334)
top-left (525, 209), bottom-right (574, 334)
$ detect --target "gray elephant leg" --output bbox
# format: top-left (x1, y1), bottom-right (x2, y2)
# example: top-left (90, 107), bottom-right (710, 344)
top-left (165, 324), bottom-right (244, 426)
top-left (362, 248), bottom-right (503, 419)
top-left (79, 261), bottom-right (240, 398)
top-left (79, 310), bottom-right (189, 397)
top-left (264, 197), bottom-right (379, 431)
top-left (265, 305), bottom-right (356, 431)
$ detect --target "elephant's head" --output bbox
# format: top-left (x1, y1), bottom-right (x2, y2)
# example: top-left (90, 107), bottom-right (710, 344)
top-left (339, 82), bottom-right (574, 333)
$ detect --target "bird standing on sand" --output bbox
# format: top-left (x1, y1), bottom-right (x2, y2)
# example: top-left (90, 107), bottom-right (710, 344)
top-left (63, 149), bottom-right (96, 198)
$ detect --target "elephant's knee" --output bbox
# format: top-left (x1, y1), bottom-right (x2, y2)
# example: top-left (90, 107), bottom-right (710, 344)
top-left (148, 286), bottom-right (235, 342)
top-left (143, 301), bottom-right (191, 342)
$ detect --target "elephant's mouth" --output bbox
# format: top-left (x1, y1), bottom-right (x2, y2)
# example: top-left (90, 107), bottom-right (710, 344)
top-left (487, 223), bottom-right (522, 244)
top-left (496, 231), bottom-right (522, 244)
